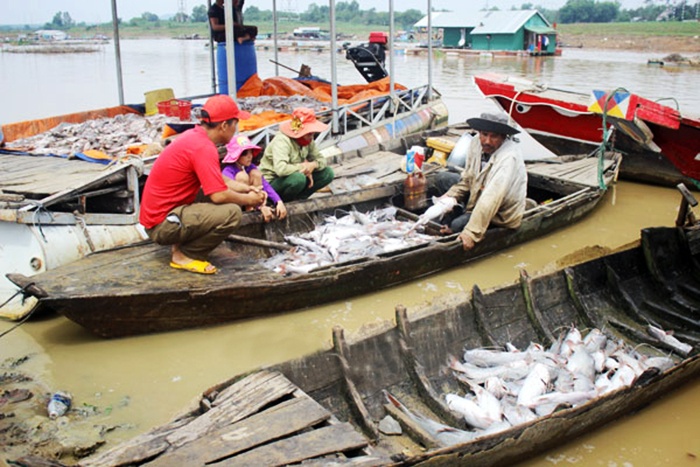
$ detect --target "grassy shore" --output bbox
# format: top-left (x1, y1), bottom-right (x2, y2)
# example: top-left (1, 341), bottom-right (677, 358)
top-left (4, 21), bottom-right (699, 53)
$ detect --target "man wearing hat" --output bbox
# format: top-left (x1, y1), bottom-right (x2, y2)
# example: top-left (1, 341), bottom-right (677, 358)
top-left (139, 95), bottom-right (266, 274)
top-left (434, 112), bottom-right (527, 251)
top-left (258, 107), bottom-right (335, 202)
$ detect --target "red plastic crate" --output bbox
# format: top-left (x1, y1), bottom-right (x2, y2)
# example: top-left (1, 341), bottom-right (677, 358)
top-left (157, 99), bottom-right (192, 121)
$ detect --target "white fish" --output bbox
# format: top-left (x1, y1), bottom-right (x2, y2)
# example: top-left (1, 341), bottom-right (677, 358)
top-left (503, 404), bottom-right (537, 426)
top-left (462, 348), bottom-right (530, 367)
top-left (647, 325), bottom-right (693, 356)
top-left (591, 349), bottom-right (607, 373)
top-left (603, 364), bottom-right (637, 394)
top-left (558, 327), bottom-right (583, 358)
top-left (583, 328), bottom-right (607, 353)
top-left (445, 393), bottom-right (498, 430)
top-left (517, 363), bottom-right (550, 407)
top-left (384, 391), bottom-right (475, 447)
top-left (566, 345), bottom-right (596, 382)
top-left (473, 419), bottom-right (513, 438)
top-left (449, 356), bottom-right (530, 383)
top-left (483, 376), bottom-right (510, 399)
top-left (527, 390), bottom-right (596, 410)
top-left (594, 371), bottom-right (612, 394)
top-left (414, 196), bottom-right (457, 226)
top-left (641, 356), bottom-right (675, 373)
top-left (459, 377), bottom-right (503, 423)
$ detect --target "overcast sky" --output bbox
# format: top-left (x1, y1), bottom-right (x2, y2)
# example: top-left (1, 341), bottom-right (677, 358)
top-left (1, 0), bottom-right (646, 25)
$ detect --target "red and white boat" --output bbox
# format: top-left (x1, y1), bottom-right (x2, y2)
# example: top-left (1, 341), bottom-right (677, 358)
top-left (473, 72), bottom-right (700, 187)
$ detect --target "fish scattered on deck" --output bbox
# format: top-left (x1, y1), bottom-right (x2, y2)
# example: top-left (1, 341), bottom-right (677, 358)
top-left (264, 207), bottom-right (436, 274)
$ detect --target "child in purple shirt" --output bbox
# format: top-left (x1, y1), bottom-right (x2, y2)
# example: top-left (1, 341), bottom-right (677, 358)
top-left (222, 135), bottom-right (287, 222)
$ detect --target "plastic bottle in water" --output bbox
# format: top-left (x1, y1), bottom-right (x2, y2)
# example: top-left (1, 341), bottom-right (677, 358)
top-left (47, 391), bottom-right (72, 419)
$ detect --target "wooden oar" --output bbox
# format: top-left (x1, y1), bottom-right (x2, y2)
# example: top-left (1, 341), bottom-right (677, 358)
top-left (226, 234), bottom-right (293, 251)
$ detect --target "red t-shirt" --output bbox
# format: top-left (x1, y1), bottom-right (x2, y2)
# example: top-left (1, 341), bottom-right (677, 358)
top-left (139, 126), bottom-right (228, 228)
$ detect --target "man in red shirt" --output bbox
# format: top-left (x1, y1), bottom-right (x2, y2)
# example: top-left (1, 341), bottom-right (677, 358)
top-left (140, 95), bottom-right (265, 274)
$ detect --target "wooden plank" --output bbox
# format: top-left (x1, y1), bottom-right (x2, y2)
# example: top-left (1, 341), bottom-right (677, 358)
top-left (216, 423), bottom-right (368, 467)
top-left (147, 395), bottom-right (332, 466)
top-left (164, 371), bottom-right (298, 449)
top-left (298, 456), bottom-right (388, 466)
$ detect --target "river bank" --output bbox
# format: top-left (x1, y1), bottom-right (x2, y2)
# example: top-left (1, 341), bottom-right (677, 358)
top-left (558, 33), bottom-right (700, 54)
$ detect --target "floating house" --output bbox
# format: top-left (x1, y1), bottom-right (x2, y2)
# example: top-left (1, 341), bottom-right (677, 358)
top-left (33, 29), bottom-right (69, 41)
top-left (414, 9), bottom-right (557, 55)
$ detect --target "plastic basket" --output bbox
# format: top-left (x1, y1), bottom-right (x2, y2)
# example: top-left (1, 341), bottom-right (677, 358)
top-left (157, 99), bottom-right (192, 121)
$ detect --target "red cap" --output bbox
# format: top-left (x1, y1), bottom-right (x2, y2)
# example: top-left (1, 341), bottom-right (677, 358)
top-left (200, 95), bottom-right (250, 123)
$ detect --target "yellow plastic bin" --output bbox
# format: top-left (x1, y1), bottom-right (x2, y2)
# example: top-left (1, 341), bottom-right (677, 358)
top-left (144, 88), bottom-right (174, 116)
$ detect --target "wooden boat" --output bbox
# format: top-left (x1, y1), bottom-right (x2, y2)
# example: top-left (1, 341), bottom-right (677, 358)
top-left (473, 72), bottom-right (700, 187)
top-left (0, 86), bottom-right (448, 320)
top-left (78, 224), bottom-right (700, 466)
top-left (7, 129), bottom-right (622, 337)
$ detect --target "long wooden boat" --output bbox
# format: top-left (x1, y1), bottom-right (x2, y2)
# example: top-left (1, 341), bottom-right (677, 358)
top-left (0, 85), bottom-right (448, 320)
top-left (473, 72), bottom-right (700, 187)
top-left (77, 224), bottom-right (700, 466)
top-left (7, 132), bottom-right (622, 337)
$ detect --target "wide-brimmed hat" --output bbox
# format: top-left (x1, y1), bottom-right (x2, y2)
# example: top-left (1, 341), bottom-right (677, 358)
top-left (467, 112), bottom-right (520, 136)
top-left (279, 107), bottom-right (329, 139)
top-left (200, 95), bottom-right (251, 123)
top-left (223, 135), bottom-right (262, 164)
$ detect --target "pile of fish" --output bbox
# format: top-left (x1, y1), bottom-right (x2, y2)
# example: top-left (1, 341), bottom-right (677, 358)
top-left (239, 95), bottom-right (329, 115)
top-left (5, 113), bottom-right (167, 158)
top-left (264, 207), bottom-right (435, 275)
top-left (385, 325), bottom-right (689, 447)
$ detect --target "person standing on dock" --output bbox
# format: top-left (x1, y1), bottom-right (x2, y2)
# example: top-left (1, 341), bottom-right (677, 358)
top-left (139, 95), bottom-right (265, 275)
top-left (258, 108), bottom-right (335, 202)
top-left (208, 0), bottom-right (256, 95)
top-left (433, 113), bottom-right (527, 251)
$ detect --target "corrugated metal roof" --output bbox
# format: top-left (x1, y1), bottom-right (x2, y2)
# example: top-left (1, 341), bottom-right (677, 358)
top-left (414, 10), bottom-right (551, 33)
top-left (473, 10), bottom-right (547, 34)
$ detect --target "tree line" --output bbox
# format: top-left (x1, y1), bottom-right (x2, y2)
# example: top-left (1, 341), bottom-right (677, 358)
top-left (43, 0), bottom-right (700, 31)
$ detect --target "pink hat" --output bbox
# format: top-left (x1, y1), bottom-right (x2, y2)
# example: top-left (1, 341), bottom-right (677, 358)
top-left (200, 95), bottom-right (251, 123)
top-left (223, 135), bottom-right (262, 164)
top-left (279, 107), bottom-right (329, 139)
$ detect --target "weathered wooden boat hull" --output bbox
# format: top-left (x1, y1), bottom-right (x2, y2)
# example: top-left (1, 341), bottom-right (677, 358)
top-left (78, 226), bottom-right (700, 466)
top-left (8, 147), bottom-right (621, 337)
top-left (0, 91), bottom-right (448, 320)
top-left (473, 72), bottom-right (700, 186)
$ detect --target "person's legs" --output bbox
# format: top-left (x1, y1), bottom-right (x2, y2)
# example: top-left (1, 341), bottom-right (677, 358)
top-left (296, 167), bottom-right (334, 199)
top-left (270, 172), bottom-right (308, 202)
top-left (147, 203), bottom-right (242, 261)
top-left (449, 212), bottom-right (471, 234)
top-left (432, 170), bottom-right (460, 196)
top-left (234, 171), bottom-right (251, 185)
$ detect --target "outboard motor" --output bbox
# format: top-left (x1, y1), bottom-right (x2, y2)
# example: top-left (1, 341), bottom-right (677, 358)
top-left (345, 32), bottom-right (388, 83)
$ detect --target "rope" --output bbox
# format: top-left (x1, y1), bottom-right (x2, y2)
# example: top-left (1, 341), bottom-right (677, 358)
top-left (26, 201), bottom-right (53, 242)
top-left (0, 283), bottom-right (38, 339)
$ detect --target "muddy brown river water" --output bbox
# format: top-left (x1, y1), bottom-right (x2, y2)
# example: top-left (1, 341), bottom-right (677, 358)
top-left (1, 40), bottom-right (699, 465)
